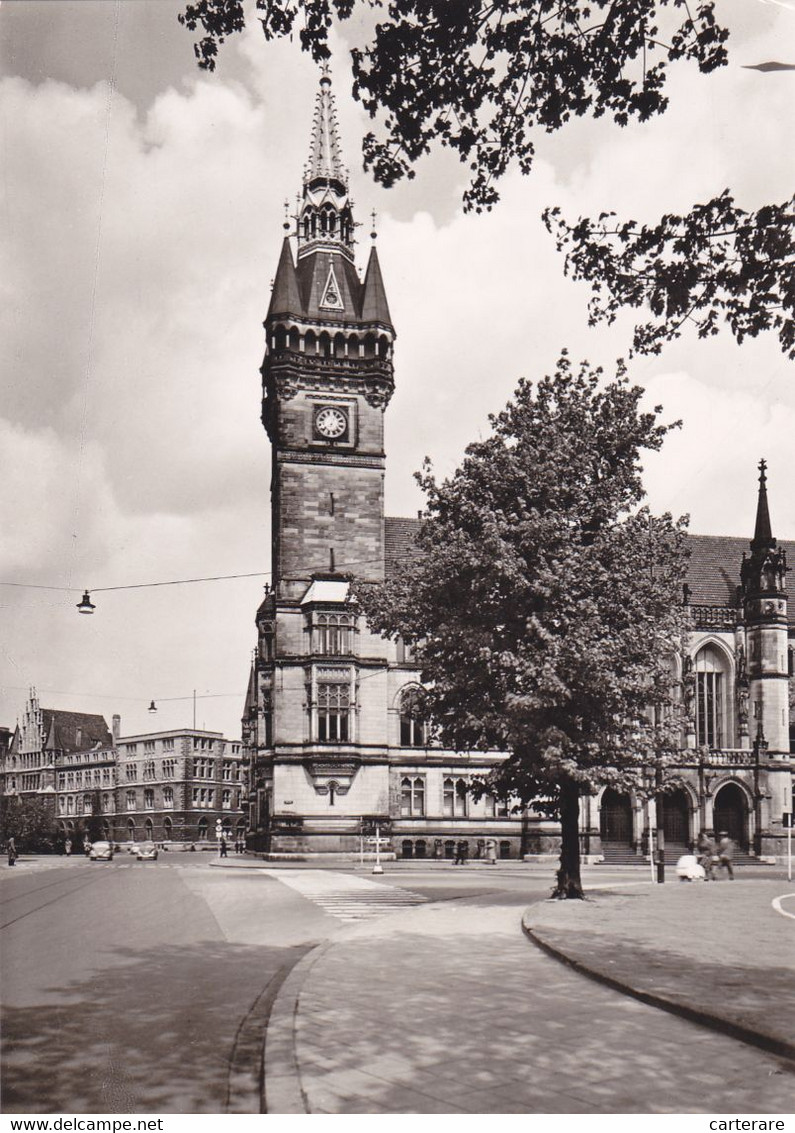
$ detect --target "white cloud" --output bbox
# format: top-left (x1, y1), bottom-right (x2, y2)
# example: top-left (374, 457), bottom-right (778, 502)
top-left (1, 3), bottom-right (793, 738)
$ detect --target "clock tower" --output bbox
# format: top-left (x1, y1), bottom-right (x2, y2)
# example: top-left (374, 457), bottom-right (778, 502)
top-left (244, 71), bottom-right (396, 853)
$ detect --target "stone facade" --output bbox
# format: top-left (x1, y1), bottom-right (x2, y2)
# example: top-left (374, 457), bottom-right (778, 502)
top-left (113, 726), bottom-right (245, 848)
top-left (0, 697), bottom-right (245, 850)
top-left (242, 74), bottom-right (793, 862)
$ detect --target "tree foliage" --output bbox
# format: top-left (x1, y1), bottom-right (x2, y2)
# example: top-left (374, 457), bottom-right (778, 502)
top-left (0, 794), bottom-right (58, 853)
top-left (358, 354), bottom-right (689, 897)
top-left (179, 0), bottom-right (728, 211)
top-left (544, 193), bottom-right (795, 358)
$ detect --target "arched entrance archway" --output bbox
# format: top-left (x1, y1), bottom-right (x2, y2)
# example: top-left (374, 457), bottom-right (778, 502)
top-left (662, 788), bottom-right (691, 847)
top-left (600, 788), bottom-right (633, 846)
top-left (713, 783), bottom-right (748, 850)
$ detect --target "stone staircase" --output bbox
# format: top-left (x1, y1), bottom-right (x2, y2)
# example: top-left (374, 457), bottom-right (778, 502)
top-left (600, 842), bottom-right (762, 866)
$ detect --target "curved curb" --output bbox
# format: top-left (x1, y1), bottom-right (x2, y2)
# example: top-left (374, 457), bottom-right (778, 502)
top-left (521, 909), bottom-right (795, 1065)
top-left (225, 945), bottom-right (314, 1114)
top-left (262, 942), bottom-right (331, 1113)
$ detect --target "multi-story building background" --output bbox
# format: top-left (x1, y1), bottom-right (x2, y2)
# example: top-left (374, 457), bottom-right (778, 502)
top-left (0, 699), bottom-right (245, 850)
top-left (1, 691), bottom-right (116, 848)
top-left (114, 724), bottom-right (245, 847)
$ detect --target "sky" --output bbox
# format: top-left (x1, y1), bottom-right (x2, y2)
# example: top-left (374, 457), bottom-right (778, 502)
top-left (1, 0), bottom-right (793, 740)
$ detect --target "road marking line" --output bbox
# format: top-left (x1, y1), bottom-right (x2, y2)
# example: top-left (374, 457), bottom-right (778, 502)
top-left (771, 893), bottom-right (795, 920)
top-left (264, 868), bottom-right (427, 922)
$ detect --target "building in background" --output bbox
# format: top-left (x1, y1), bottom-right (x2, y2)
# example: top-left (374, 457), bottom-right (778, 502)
top-left (0, 698), bottom-right (245, 850)
top-left (242, 72), bottom-right (793, 862)
top-left (114, 724), bottom-right (245, 848)
top-left (1, 692), bottom-right (115, 848)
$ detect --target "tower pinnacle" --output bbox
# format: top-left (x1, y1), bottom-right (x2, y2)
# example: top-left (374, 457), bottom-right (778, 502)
top-left (751, 457), bottom-right (775, 552)
top-left (296, 69), bottom-right (354, 260)
top-left (306, 68), bottom-right (347, 188)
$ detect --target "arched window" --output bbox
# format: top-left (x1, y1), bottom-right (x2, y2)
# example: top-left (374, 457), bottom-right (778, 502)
top-left (415, 839), bottom-right (427, 859)
top-left (443, 777), bottom-right (468, 817)
top-left (328, 781), bottom-right (339, 806)
top-left (400, 776), bottom-right (425, 817)
top-left (144, 818), bottom-right (154, 841)
top-left (127, 819), bottom-right (136, 842)
top-left (401, 839), bottom-right (413, 859)
top-left (163, 816), bottom-right (172, 841)
top-left (694, 645), bottom-right (730, 748)
top-left (399, 688), bottom-right (426, 747)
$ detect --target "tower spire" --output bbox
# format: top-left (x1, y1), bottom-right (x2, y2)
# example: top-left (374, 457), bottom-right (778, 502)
top-left (296, 69), bottom-right (354, 260)
top-left (306, 66), bottom-right (347, 186)
top-left (751, 457), bottom-right (775, 551)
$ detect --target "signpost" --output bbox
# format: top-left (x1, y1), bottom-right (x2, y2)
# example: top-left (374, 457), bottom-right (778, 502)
top-left (784, 812), bottom-right (793, 882)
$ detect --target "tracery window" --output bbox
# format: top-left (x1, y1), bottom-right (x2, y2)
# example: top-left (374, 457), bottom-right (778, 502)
top-left (399, 688), bottom-right (427, 747)
top-left (443, 777), bottom-right (468, 817)
top-left (313, 612), bottom-right (354, 656)
top-left (694, 645), bottom-right (728, 748)
top-left (400, 776), bottom-right (425, 817)
top-left (317, 682), bottom-right (350, 742)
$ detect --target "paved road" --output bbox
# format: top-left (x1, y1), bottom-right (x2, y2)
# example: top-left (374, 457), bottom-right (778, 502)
top-left (3, 857), bottom-right (789, 1115)
top-left (0, 855), bottom-right (559, 1113)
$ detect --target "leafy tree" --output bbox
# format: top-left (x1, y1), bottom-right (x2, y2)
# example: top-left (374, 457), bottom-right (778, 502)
top-left (178, 1), bottom-right (792, 358)
top-left (358, 354), bottom-right (689, 897)
top-left (0, 794), bottom-right (58, 853)
top-left (179, 0), bottom-right (728, 210)
top-left (544, 194), bottom-right (795, 358)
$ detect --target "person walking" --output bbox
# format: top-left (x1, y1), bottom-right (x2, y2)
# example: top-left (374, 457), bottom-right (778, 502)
top-left (7, 837), bottom-right (18, 867)
top-left (219, 836), bottom-right (228, 859)
top-left (697, 832), bottom-right (715, 881)
top-left (717, 832), bottom-right (735, 880)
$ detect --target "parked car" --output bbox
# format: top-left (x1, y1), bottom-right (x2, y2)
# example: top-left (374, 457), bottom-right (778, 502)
top-left (89, 841), bottom-right (114, 861)
top-left (136, 841), bottom-right (159, 862)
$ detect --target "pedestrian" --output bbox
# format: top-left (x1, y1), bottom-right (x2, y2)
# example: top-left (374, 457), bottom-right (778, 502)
top-left (697, 831), bottom-right (715, 881)
top-left (7, 837), bottom-right (17, 866)
top-left (485, 838), bottom-right (497, 865)
top-left (454, 839), bottom-right (468, 866)
top-left (220, 837), bottom-right (228, 858)
top-left (717, 832), bottom-right (735, 879)
top-left (65, 838), bottom-right (72, 857)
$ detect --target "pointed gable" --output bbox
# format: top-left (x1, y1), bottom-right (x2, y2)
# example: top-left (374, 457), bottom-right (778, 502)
top-left (267, 238), bottom-right (303, 319)
top-left (296, 252), bottom-right (362, 321)
top-left (361, 245), bottom-right (393, 328)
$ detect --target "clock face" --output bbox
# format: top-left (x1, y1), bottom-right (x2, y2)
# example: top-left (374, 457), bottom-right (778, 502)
top-left (315, 406), bottom-right (348, 440)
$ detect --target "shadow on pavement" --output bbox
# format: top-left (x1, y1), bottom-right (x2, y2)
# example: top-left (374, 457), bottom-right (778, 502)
top-left (2, 939), bottom-right (302, 1113)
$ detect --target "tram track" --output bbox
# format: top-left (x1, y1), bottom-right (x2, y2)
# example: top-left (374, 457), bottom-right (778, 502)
top-left (0, 871), bottom-right (110, 931)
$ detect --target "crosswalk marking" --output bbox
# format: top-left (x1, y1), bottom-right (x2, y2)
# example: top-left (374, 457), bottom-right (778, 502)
top-left (264, 868), bottom-right (427, 922)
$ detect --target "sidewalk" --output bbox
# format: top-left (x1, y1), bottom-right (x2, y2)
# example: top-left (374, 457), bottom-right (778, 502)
top-left (524, 878), bottom-right (794, 1061)
top-left (263, 881), bottom-right (795, 1114)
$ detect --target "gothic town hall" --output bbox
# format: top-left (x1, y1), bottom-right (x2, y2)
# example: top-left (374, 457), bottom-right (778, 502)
top-left (242, 74), bottom-right (794, 863)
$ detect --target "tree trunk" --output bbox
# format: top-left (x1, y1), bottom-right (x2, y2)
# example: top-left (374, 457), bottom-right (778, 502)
top-left (552, 777), bottom-right (584, 899)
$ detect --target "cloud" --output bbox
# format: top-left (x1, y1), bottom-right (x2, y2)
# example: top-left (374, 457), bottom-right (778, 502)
top-left (1, 3), bottom-right (793, 739)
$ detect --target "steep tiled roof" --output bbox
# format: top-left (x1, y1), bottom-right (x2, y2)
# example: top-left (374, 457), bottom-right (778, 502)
top-left (361, 246), bottom-right (393, 328)
top-left (687, 535), bottom-right (795, 630)
top-left (384, 516), bottom-right (421, 580)
top-left (384, 518), bottom-right (794, 630)
top-left (42, 711), bottom-right (112, 753)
